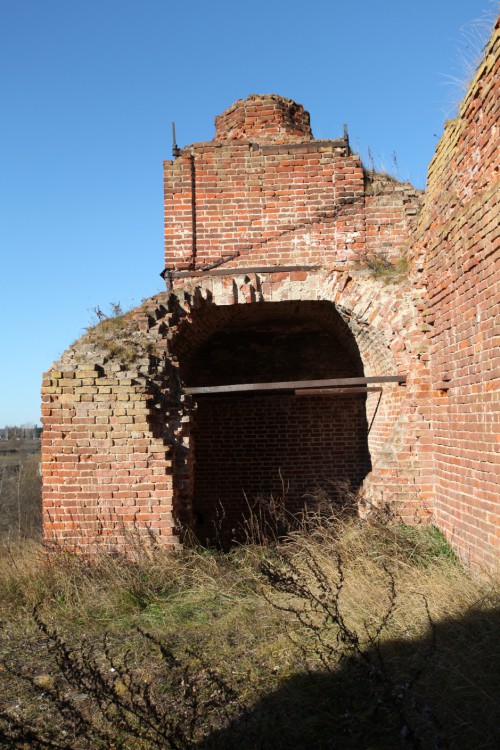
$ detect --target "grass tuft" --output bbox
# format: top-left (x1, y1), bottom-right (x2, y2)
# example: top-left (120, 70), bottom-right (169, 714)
top-left (354, 252), bottom-right (409, 284)
top-left (77, 302), bottom-right (155, 366)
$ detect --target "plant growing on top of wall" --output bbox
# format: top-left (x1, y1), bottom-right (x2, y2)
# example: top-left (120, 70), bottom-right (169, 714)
top-left (79, 301), bottom-right (155, 367)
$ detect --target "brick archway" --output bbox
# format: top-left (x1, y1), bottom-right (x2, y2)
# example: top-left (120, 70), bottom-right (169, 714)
top-left (170, 298), bottom-right (370, 545)
top-left (160, 268), bottom-right (429, 542)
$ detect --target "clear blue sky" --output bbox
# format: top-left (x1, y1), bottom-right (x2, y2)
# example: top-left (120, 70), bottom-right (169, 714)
top-left (0, 0), bottom-right (497, 425)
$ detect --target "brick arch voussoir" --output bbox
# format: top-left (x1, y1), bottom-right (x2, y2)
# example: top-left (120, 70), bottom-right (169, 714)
top-left (156, 270), bottom-right (420, 384)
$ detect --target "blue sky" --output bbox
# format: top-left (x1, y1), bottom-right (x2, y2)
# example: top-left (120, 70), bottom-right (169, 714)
top-left (0, 0), bottom-right (497, 425)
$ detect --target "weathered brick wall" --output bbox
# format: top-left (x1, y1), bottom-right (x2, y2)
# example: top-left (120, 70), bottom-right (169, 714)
top-left (214, 94), bottom-right (313, 144)
top-left (192, 394), bottom-right (371, 545)
top-left (164, 95), bottom-right (420, 272)
top-left (41, 299), bottom-right (180, 550)
top-left (413, 19), bottom-right (500, 569)
top-left (42, 37), bottom-right (499, 563)
top-left (365, 174), bottom-right (421, 259)
top-left (168, 270), bottom-right (431, 528)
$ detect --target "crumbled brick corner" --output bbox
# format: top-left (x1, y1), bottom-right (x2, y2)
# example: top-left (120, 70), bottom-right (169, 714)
top-left (53, 293), bottom-right (172, 374)
top-left (41, 292), bottom-right (183, 553)
top-left (214, 94), bottom-right (314, 143)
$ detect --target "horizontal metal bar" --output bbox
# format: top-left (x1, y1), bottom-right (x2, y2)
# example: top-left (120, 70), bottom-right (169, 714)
top-left (170, 264), bottom-right (320, 279)
top-left (185, 375), bottom-right (406, 396)
top-left (294, 386), bottom-right (383, 396)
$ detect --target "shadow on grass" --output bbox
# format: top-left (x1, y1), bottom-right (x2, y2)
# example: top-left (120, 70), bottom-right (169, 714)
top-left (1, 600), bottom-right (498, 749)
top-left (201, 604), bottom-right (500, 750)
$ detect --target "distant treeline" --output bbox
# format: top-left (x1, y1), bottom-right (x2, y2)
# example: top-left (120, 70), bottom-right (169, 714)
top-left (0, 424), bottom-right (42, 441)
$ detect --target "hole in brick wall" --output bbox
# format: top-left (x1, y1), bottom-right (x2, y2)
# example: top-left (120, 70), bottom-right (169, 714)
top-left (171, 301), bottom-right (372, 548)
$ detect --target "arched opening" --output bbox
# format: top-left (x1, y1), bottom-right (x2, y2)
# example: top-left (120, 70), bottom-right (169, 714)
top-left (171, 300), bottom-right (372, 546)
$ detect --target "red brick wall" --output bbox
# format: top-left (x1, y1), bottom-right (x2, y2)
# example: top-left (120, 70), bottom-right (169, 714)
top-left (41, 300), bottom-right (180, 551)
top-left (192, 394), bottom-right (371, 545)
top-left (168, 274), bottom-right (430, 529)
top-left (164, 95), bottom-right (420, 272)
top-left (43, 49), bottom-right (500, 565)
top-left (214, 94), bottom-right (313, 144)
top-left (41, 369), bottom-right (176, 549)
top-left (365, 176), bottom-right (421, 259)
top-left (415, 20), bottom-right (500, 569)
top-left (164, 145), bottom-right (363, 271)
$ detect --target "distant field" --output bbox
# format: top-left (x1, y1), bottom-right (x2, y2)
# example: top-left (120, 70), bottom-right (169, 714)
top-left (0, 439), bottom-right (41, 538)
top-left (0, 438), bottom-right (40, 463)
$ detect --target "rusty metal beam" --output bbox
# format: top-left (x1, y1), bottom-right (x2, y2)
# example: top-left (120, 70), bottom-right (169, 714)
top-left (294, 386), bottom-right (383, 396)
top-left (185, 376), bottom-right (406, 396)
top-left (169, 264), bottom-right (320, 280)
top-left (175, 139), bottom-right (348, 158)
top-left (257, 138), bottom-right (348, 153)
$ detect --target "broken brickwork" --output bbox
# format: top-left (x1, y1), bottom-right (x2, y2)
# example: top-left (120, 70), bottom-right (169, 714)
top-left (42, 23), bottom-right (499, 566)
top-left (164, 94), bottom-right (419, 272)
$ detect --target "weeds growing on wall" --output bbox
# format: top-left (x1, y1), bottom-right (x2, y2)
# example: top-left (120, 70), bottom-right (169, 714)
top-left (353, 252), bottom-right (409, 284)
top-left (442, 6), bottom-right (499, 116)
top-left (362, 146), bottom-right (403, 188)
top-left (0, 503), bottom-right (498, 749)
top-left (79, 301), bottom-right (155, 366)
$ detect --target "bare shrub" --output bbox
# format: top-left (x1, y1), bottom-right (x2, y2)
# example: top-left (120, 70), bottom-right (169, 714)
top-left (1, 608), bottom-right (242, 749)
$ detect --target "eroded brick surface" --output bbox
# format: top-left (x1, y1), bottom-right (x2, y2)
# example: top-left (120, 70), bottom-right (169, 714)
top-left (412, 19), bottom-right (500, 569)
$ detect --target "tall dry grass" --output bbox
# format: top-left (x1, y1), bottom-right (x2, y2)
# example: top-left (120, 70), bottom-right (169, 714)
top-left (0, 509), bottom-right (498, 749)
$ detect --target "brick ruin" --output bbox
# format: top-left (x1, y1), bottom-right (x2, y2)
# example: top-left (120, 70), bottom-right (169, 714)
top-left (42, 19), bottom-right (499, 567)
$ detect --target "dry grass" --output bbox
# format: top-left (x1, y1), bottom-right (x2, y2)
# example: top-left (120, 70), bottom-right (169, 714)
top-left (81, 310), bottom-right (154, 366)
top-left (0, 450), bottom-right (41, 539)
top-left (0, 513), bottom-right (498, 748)
top-left (353, 252), bottom-right (409, 284)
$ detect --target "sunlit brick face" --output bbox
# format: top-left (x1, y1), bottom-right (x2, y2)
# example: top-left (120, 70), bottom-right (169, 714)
top-left (42, 88), bottom-right (427, 553)
top-left (412, 19), bottom-right (500, 569)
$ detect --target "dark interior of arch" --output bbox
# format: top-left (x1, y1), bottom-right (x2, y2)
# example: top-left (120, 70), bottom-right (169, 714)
top-left (173, 300), bottom-right (372, 547)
